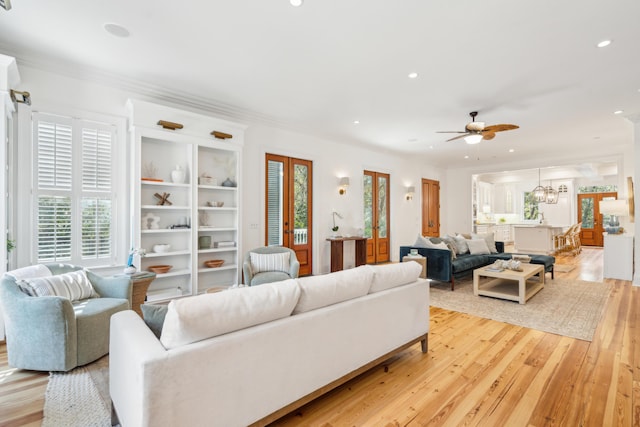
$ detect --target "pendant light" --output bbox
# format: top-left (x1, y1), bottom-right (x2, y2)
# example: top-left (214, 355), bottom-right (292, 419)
top-left (544, 181), bottom-right (559, 204)
top-left (532, 168), bottom-right (546, 203)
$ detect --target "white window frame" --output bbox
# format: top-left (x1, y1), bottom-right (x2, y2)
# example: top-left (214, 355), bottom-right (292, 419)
top-left (21, 109), bottom-right (127, 268)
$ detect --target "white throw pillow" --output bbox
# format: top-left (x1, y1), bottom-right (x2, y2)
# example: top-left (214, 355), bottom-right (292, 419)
top-left (413, 234), bottom-right (430, 247)
top-left (466, 238), bottom-right (490, 255)
top-left (472, 232), bottom-right (498, 253)
top-left (369, 262), bottom-right (422, 294)
top-left (293, 265), bottom-right (374, 314)
top-left (450, 234), bottom-right (469, 254)
top-left (21, 270), bottom-right (98, 301)
top-left (250, 251), bottom-right (290, 274)
top-left (160, 279), bottom-right (301, 350)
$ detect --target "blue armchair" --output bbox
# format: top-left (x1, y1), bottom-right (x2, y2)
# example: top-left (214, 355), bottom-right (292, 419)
top-left (243, 246), bottom-right (300, 286)
top-left (0, 263), bottom-right (132, 372)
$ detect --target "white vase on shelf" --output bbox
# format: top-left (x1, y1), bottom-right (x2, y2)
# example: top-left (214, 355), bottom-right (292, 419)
top-left (171, 165), bottom-right (186, 183)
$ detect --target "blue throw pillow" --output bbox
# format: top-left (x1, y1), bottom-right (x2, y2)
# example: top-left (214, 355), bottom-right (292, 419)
top-left (141, 304), bottom-right (168, 339)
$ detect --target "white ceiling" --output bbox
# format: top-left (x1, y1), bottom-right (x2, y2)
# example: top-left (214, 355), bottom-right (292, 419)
top-left (1, 0), bottom-right (639, 168)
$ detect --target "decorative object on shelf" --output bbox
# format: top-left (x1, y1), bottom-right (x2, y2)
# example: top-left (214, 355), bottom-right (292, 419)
top-left (214, 241), bottom-right (235, 248)
top-left (157, 120), bottom-right (183, 130)
top-left (125, 248), bottom-right (146, 274)
top-left (199, 174), bottom-right (217, 186)
top-left (142, 162), bottom-right (160, 181)
top-left (199, 236), bottom-right (212, 249)
top-left (211, 130), bottom-right (232, 140)
top-left (204, 259), bottom-right (225, 268)
top-left (332, 211), bottom-right (343, 236)
top-left (154, 192), bottom-right (172, 206)
top-left (147, 265), bottom-right (173, 274)
top-left (141, 213), bottom-right (161, 230)
top-left (207, 201), bottom-right (224, 207)
top-left (492, 259), bottom-right (522, 271)
top-left (221, 178), bottom-right (236, 187)
top-left (199, 212), bottom-right (211, 226)
top-left (171, 165), bottom-right (186, 183)
top-left (153, 243), bottom-right (171, 253)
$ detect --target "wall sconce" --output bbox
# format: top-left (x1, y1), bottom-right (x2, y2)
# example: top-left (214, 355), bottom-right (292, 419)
top-left (405, 186), bottom-right (415, 201)
top-left (338, 177), bottom-right (350, 195)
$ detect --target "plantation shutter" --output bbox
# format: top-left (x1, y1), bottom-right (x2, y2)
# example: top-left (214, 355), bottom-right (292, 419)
top-left (33, 113), bottom-right (116, 265)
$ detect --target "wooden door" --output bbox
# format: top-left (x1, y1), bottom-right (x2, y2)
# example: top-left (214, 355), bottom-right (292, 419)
top-left (364, 171), bottom-right (390, 264)
top-left (421, 178), bottom-right (440, 237)
top-left (265, 154), bottom-right (313, 275)
top-left (577, 192), bottom-right (616, 247)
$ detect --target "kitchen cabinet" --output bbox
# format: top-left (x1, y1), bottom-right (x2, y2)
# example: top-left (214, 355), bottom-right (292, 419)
top-left (513, 225), bottom-right (562, 255)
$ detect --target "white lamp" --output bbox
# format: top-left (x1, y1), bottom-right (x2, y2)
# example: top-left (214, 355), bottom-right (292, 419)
top-left (599, 199), bottom-right (628, 233)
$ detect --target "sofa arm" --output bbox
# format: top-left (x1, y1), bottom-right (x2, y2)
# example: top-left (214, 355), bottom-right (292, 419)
top-left (289, 258), bottom-right (300, 278)
top-left (242, 260), bottom-right (253, 285)
top-left (87, 271), bottom-right (132, 304)
top-left (399, 246), bottom-right (453, 282)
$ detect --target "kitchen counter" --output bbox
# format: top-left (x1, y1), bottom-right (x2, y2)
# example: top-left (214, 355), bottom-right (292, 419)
top-left (513, 225), bottom-right (563, 254)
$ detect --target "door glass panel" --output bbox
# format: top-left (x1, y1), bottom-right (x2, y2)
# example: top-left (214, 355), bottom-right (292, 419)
top-left (266, 160), bottom-right (283, 246)
top-left (293, 164), bottom-right (308, 245)
top-left (363, 175), bottom-right (373, 238)
top-left (377, 176), bottom-right (387, 238)
top-left (581, 197), bottom-right (594, 228)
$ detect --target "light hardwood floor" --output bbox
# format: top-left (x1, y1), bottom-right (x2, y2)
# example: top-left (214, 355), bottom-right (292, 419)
top-left (1, 247), bottom-right (638, 426)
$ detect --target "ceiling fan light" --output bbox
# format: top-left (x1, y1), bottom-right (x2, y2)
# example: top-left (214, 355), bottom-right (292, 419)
top-left (464, 134), bottom-right (483, 145)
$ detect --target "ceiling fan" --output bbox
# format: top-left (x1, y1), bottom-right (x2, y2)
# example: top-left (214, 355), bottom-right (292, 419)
top-left (437, 111), bottom-right (519, 144)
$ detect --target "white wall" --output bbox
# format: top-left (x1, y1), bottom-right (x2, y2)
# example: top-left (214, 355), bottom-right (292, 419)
top-left (12, 64), bottom-right (440, 276)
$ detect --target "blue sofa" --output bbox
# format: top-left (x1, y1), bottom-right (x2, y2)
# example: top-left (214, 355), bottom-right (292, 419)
top-left (399, 242), bottom-right (554, 291)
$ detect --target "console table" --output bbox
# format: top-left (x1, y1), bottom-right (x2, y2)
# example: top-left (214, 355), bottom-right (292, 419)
top-left (327, 236), bottom-right (368, 272)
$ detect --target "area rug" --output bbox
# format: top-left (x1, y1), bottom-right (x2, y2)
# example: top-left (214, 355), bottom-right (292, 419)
top-left (430, 277), bottom-right (612, 341)
top-left (554, 264), bottom-right (576, 273)
top-left (43, 356), bottom-right (114, 427)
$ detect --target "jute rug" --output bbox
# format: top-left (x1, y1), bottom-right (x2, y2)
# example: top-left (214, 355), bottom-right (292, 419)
top-left (430, 276), bottom-right (612, 341)
top-left (43, 356), bottom-right (114, 427)
top-left (554, 264), bottom-right (576, 273)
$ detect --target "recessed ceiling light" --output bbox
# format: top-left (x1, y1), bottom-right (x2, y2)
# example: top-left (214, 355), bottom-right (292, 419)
top-left (408, 138), bottom-right (417, 142)
top-left (508, 148), bottom-right (515, 153)
top-left (464, 155), bottom-right (469, 159)
top-left (614, 110), bottom-right (624, 115)
top-left (408, 72), bottom-right (418, 79)
top-left (290, 0), bottom-right (303, 6)
top-left (597, 40), bottom-right (612, 48)
top-left (353, 120), bottom-right (360, 125)
top-left (429, 145), bottom-right (434, 149)
top-left (104, 23), bottom-right (130, 38)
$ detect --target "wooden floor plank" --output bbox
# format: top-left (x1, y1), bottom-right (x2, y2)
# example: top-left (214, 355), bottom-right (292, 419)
top-left (1, 247), bottom-right (639, 427)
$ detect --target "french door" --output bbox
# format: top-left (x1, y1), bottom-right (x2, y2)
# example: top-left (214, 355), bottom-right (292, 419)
top-left (364, 171), bottom-right (390, 264)
top-left (265, 154), bottom-right (313, 276)
top-left (577, 192), bottom-right (616, 247)
top-left (421, 178), bottom-right (440, 237)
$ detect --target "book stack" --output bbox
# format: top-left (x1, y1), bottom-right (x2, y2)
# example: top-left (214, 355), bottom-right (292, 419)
top-left (214, 241), bottom-right (236, 248)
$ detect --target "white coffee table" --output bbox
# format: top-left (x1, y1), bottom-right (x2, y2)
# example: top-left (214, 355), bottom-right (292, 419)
top-left (473, 263), bottom-right (544, 304)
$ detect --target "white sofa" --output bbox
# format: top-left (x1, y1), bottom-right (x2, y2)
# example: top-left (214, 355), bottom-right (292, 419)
top-left (109, 262), bottom-right (429, 427)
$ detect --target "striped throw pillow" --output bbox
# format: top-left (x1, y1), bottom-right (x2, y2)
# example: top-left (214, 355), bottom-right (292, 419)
top-left (250, 252), bottom-right (291, 274)
top-left (20, 270), bottom-right (98, 302)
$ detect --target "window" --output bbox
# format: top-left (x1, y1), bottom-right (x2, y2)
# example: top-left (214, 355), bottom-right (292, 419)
top-left (33, 113), bottom-right (117, 266)
top-left (523, 191), bottom-right (539, 221)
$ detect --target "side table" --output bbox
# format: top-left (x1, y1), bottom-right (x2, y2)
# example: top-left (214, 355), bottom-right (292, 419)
top-left (118, 272), bottom-right (156, 316)
top-left (402, 255), bottom-right (427, 279)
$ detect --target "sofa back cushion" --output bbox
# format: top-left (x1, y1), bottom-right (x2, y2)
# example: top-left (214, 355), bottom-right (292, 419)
top-left (160, 279), bottom-right (300, 350)
top-left (293, 265), bottom-right (374, 314)
top-left (369, 262), bottom-right (422, 293)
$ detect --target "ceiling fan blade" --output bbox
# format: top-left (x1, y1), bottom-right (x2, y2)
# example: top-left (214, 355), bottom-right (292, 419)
top-left (482, 131), bottom-right (496, 140)
top-left (446, 133), bottom-right (471, 142)
top-left (436, 131), bottom-right (467, 134)
top-left (483, 124), bottom-right (519, 132)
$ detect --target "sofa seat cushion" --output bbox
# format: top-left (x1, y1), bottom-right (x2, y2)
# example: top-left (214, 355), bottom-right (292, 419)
top-left (370, 262), bottom-right (422, 293)
top-left (250, 271), bottom-right (291, 286)
top-left (451, 254), bottom-right (491, 274)
top-left (74, 297), bottom-right (129, 366)
top-left (293, 265), bottom-right (373, 314)
top-left (161, 279), bottom-right (300, 350)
